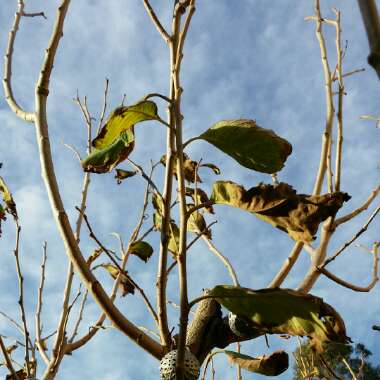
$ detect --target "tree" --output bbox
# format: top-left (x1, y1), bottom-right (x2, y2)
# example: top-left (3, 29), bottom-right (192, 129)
top-left (0, 0), bottom-right (379, 379)
top-left (293, 341), bottom-right (380, 380)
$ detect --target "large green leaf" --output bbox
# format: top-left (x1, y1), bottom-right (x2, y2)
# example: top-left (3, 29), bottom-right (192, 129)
top-left (224, 350), bottom-right (289, 376)
top-left (209, 286), bottom-right (349, 352)
top-left (200, 119), bottom-right (292, 173)
top-left (211, 181), bottom-right (350, 243)
top-left (129, 241), bottom-right (154, 263)
top-left (92, 100), bottom-right (158, 149)
top-left (81, 129), bottom-right (135, 173)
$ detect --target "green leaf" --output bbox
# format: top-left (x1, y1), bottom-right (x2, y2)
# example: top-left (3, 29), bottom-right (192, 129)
top-left (224, 350), bottom-right (289, 376)
top-left (187, 204), bottom-right (211, 239)
top-left (93, 100), bottom-right (158, 149)
top-left (209, 285), bottom-right (349, 352)
top-left (200, 119), bottom-right (292, 173)
top-left (130, 241), bottom-right (154, 263)
top-left (82, 129), bottom-right (135, 173)
top-left (100, 264), bottom-right (135, 296)
top-left (211, 181), bottom-right (350, 243)
top-left (115, 169), bottom-right (137, 184)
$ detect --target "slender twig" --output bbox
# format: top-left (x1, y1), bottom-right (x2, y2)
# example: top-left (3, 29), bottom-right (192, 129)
top-left (317, 242), bottom-right (379, 292)
top-left (13, 221), bottom-right (31, 378)
top-left (97, 78), bottom-right (109, 134)
top-left (333, 9), bottom-right (344, 192)
top-left (335, 182), bottom-right (380, 226)
top-left (142, 0), bottom-right (171, 42)
top-left (21, 11), bottom-right (47, 19)
top-left (0, 335), bottom-right (20, 380)
top-left (61, 141), bottom-right (82, 162)
top-left (324, 204), bottom-right (380, 266)
top-left (342, 357), bottom-right (358, 380)
top-left (306, 1), bottom-right (335, 196)
top-left (35, 242), bottom-right (50, 365)
top-left (144, 92), bottom-right (172, 104)
top-left (3, 0), bottom-right (35, 122)
top-left (182, 135), bottom-right (202, 149)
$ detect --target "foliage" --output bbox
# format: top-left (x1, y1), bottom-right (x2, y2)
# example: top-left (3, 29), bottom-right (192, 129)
top-left (293, 341), bottom-right (380, 380)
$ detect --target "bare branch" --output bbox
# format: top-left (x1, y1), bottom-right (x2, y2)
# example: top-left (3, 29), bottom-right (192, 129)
top-left (324, 204), bottom-right (380, 266)
top-left (3, 0), bottom-right (35, 122)
top-left (97, 78), bottom-right (109, 134)
top-left (12, 221), bottom-right (31, 378)
top-left (317, 242), bottom-right (379, 292)
top-left (35, 242), bottom-right (50, 365)
top-left (335, 181), bottom-right (380, 225)
top-left (0, 335), bottom-right (20, 380)
top-left (142, 0), bottom-right (171, 43)
top-left (268, 242), bottom-right (304, 288)
top-left (33, 0), bottom-right (163, 361)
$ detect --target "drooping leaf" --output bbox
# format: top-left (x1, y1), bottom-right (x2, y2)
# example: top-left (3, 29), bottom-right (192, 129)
top-left (200, 119), bottom-right (292, 173)
top-left (115, 169), bottom-right (137, 184)
top-left (101, 263), bottom-right (135, 296)
top-left (0, 176), bottom-right (17, 218)
top-left (152, 193), bottom-right (180, 255)
top-left (86, 248), bottom-right (103, 267)
top-left (129, 241), bottom-right (154, 263)
top-left (224, 350), bottom-right (289, 376)
top-left (92, 100), bottom-right (158, 149)
top-left (209, 285), bottom-right (349, 352)
top-left (82, 129), bottom-right (135, 173)
top-left (211, 181), bottom-right (350, 243)
top-left (186, 187), bottom-right (214, 214)
top-left (5, 344), bottom-right (18, 355)
top-left (187, 204), bottom-right (211, 239)
top-left (161, 153), bottom-right (201, 183)
top-left (200, 162), bottom-right (221, 175)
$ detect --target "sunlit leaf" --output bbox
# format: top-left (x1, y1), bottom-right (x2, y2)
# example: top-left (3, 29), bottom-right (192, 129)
top-left (82, 129), bottom-right (135, 173)
top-left (152, 193), bottom-right (180, 255)
top-left (200, 119), bottom-right (292, 173)
top-left (187, 205), bottom-right (211, 239)
top-left (0, 176), bottom-right (17, 218)
top-left (115, 169), bottom-right (137, 184)
top-left (86, 248), bottom-right (103, 267)
top-left (130, 241), bottom-right (154, 263)
top-left (211, 181), bottom-right (350, 243)
top-left (101, 263), bottom-right (135, 296)
top-left (224, 350), bottom-right (289, 376)
top-left (92, 100), bottom-right (158, 149)
top-left (209, 285), bottom-right (349, 352)
top-left (185, 187), bottom-right (214, 214)
top-left (5, 344), bottom-right (18, 355)
top-left (161, 153), bottom-right (201, 183)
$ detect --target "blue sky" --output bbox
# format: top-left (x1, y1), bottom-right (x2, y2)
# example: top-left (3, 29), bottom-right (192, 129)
top-left (0, 0), bottom-right (379, 379)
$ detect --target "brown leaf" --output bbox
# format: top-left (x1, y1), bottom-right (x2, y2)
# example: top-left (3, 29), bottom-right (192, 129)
top-left (211, 181), bottom-right (350, 243)
top-left (101, 264), bottom-right (135, 296)
top-left (185, 187), bottom-right (214, 214)
top-left (225, 350), bottom-right (289, 376)
top-left (161, 153), bottom-right (201, 183)
top-left (86, 248), bottom-right (103, 267)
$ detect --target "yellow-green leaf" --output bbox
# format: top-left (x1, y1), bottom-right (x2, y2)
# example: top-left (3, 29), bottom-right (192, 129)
top-left (130, 241), bottom-right (154, 262)
top-left (86, 248), bottom-right (103, 267)
top-left (200, 119), bottom-right (292, 173)
top-left (185, 187), bottom-right (214, 214)
top-left (187, 204), bottom-right (211, 239)
top-left (209, 285), bottom-right (349, 352)
top-left (115, 169), bottom-right (137, 184)
top-left (211, 181), bottom-right (350, 243)
top-left (93, 100), bottom-right (158, 149)
top-left (0, 176), bottom-right (17, 218)
top-left (224, 350), bottom-right (289, 376)
top-left (82, 129), bottom-right (135, 173)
